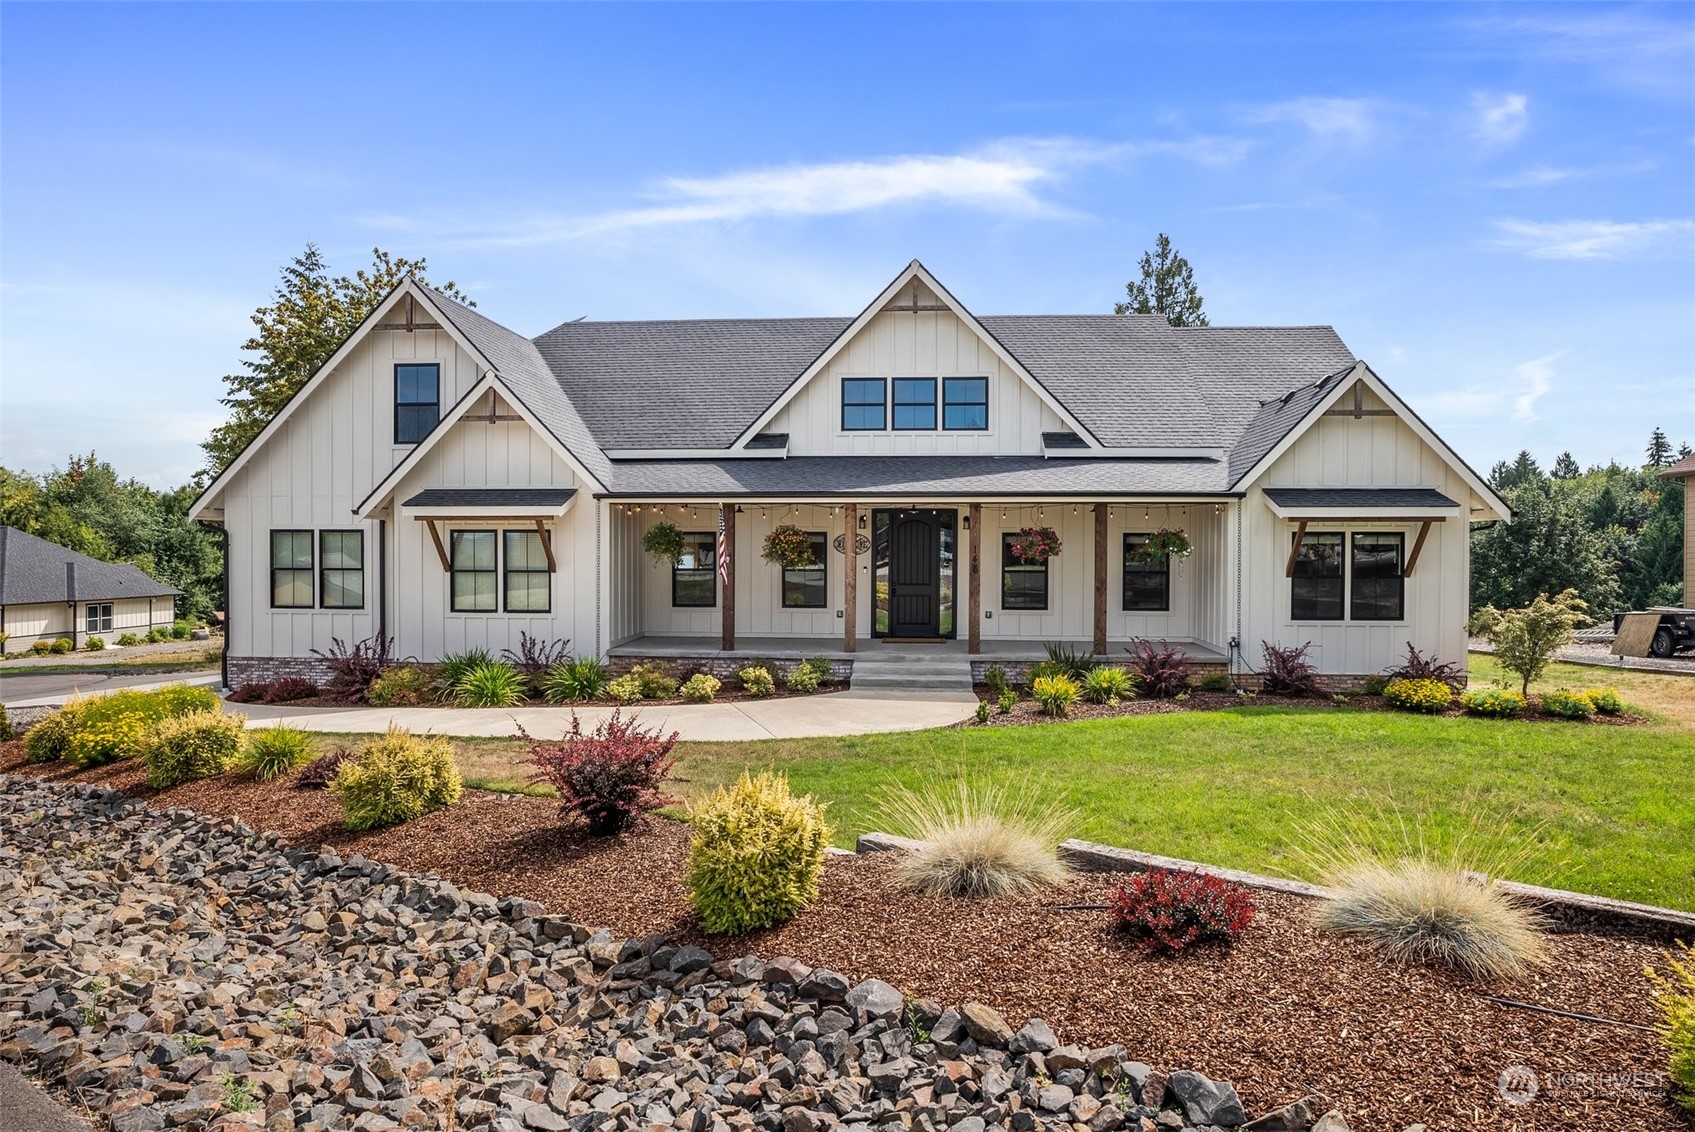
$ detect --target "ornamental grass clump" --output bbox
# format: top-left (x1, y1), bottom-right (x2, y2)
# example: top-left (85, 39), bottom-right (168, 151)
top-left (1647, 942), bottom-right (1695, 1113)
top-left (1110, 869), bottom-right (1255, 952)
top-left (434, 648), bottom-right (495, 699)
top-left (687, 771), bottom-right (830, 934)
top-left (523, 711), bottom-right (679, 835)
top-left (1459, 688), bottom-right (1526, 719)
top-left (681, 673), bottom-right (721, 703)
top-left (1080, 665), bottom-right (1134, 705)
top-left (453, 662), bottom-right (527, 708)
top-left (1540, 689), bottom-right (1595, 720)
top-left (332, 726), bottom-right (462, 830)
top-left (238, 725), bottom-right (316, 781)
top-left (143, 710), bottom-right (245, 788)
top-left (875, 778), bottom-right (1072, 898)
top-left (1383, 677), bottom-right (1452, 714)
top-left (543, 657), bottom-right (610, 703)
top-left (1032, 674), bottom-right (1080, 717)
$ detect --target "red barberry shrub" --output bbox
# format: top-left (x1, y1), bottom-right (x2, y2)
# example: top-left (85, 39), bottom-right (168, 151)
top-left (228, 682), bottom-right (269, 704)
top-left (523, 710), bottom-right (680, 835)
top-left (262, 677), bottom-right (319, 703)
top-left (1260, 641), bottom-right (1321, 696)
top-left (1110, 868), bottom-right (1256, 952)
top-left (1124, 639), bottom-right (1192, 699)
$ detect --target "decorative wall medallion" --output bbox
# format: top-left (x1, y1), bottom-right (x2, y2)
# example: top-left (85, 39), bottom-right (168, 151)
top-left (833, 533), bottom-right (872, 555)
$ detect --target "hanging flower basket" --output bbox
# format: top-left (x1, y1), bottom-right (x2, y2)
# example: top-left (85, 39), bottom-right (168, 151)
top-left (1008, 526), bottom-right (1062, 563)
top-left (762, 524), bottom-right (817, 569)
top-left (641, 521), bottom-right (686, 566)
top-left (1129, 527), bottom-right (1193, 564)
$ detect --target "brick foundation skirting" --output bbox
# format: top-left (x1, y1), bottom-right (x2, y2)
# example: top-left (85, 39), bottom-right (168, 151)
top-left (966, 659), bottom-right (1426, 693)
top-left (226, 656), bottom-right (338, 688)
top-left (609, 655), bottom-right (854, 684)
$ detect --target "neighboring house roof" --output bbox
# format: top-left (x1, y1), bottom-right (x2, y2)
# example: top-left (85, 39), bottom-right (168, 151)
top-left (1660, 454), bottom-right (1695, 479)
top-left (402, 488), bottom-right (578, 508)
top-left (1263, 488), bottom-right (1461, 509)
top-left (605, 456), bottom-right (1228, 497)
top-left (0, 527), bottom-right (181, 606)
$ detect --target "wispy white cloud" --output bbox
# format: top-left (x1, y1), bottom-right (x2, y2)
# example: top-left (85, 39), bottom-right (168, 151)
top-left (1425, 350), bottom-right (1563, 423)
top-left (1511, 352), bottom-right (1560, 421)
top-left (1489, 218), bottom-right (1695, 259)
top-left (1458, 11), bottom-right (1695, 95)
top-left (1472, 92), bottom-right (1528, 145)
top-left (1240, 97), bottom-right (1382, 144)
top-left (362, 136), bottom-right (1246, 247)
top-left (1487, 160), bottom-right (1656, 189)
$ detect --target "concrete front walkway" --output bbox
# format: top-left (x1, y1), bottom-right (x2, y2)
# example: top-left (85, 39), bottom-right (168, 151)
top-left (238, 690), bottom-right (979, 741)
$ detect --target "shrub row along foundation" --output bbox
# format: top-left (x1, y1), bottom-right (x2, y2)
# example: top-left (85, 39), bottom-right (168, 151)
top-left (0, 776), bottom-right (1353, 1132)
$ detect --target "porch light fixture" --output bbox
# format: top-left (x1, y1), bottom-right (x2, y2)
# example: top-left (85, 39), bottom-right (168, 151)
top-left (858, 513), bottom-right (868, 530)
top-left (962, 514), bottom-right (970, 529)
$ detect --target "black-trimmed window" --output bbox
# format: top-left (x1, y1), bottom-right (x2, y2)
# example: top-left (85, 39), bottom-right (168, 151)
top-left (395, 363), bottom-right (440, 443)
top-left (893, 378), bottom-right (937, 430)
top-left (673, 532), bottom-right (716, 607)
top-left (319, 531), bottom-right (365, 609)
top-left (1351, 533), bottom-right (1405, 621)
top-left (450, 530), bottom-right (497, 612)
top-left (1001, 533), bottom-right (1048, 611)
top-left (270, 530), bottom-right (314, 608)
top-left (85, 604), bottom-right (113, 633)
top-left (1123, 534), bottom-right (1171, 612)
top-left (504, 530), bottom-right (552, 613)
top-left (782, 532), bottom-right (828, 608)
top-left (841, 378), bottom-right (886, 430)
top-left (943, 377), bottom-right (989, 430)
top-left (1291, 531), bottom-right (1345, 621)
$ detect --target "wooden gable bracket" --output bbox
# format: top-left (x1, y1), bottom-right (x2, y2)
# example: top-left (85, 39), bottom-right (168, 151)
top-left (884, 278), bottom-right (951, 314)
top-left (423, 519), bottom-right (450, 572)
top-left (376, 293), bottom-right (446, 334)
top-left (533, 519), bottom-right (557, 572)
top-left (464, 388), bottom-right (523, 425)
top-left (1284, 520), bottom-right (1309, 578)
top-left (1403, 518), bottom-right (1442, 578)
top-left (1324, 383), bottom-right (1396, 419)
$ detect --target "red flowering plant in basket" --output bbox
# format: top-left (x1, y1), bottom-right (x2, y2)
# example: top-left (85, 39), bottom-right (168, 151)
top-left (1109, 868), bottom-right (1256, 952)
top-left (1008, 526), bottom-right (1062, 563)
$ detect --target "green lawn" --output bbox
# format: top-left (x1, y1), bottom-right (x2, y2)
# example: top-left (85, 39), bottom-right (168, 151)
top-left (416, 657), bottom-right (1695, 912)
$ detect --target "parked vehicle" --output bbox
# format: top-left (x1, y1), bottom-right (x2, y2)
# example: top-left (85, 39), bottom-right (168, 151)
top-left (1612, 608), bottom-right (1695, 658)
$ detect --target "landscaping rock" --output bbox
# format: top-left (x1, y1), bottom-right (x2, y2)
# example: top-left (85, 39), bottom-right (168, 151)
top-left (1243, 1095), bottom-right (1328, 1131)
top-left (1161, 1070), bottom-right (1247, 1127)
top-left (1010, 1019), bottom-right (1058, 1054)
top-left (958, 1002), bottom-right (1014, 1047)
top-left (846, 978), bottom-right (905, 1024)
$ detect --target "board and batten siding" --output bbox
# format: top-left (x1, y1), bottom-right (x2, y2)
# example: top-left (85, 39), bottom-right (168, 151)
top-left (767, 309), bottom-right (1066, 457)
top-left (221, 325), bottom-right (485, 659)
top-left (1238, 388), bottom-right (1476, 675)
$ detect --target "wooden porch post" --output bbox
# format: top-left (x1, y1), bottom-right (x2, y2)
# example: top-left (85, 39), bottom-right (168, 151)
top-left (1093, 503), bottom-right (1108, 656)
top-left (968, 503), bottom-right (982, 655)
top-left (720, 504), bottom-right (736, 652)
top-left (842, 503), bottom-right (858, 653)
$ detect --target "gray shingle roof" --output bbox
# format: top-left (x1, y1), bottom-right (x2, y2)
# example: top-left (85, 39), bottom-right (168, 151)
top-left (0, 527), bottom-right (181, 606)
top-left (402, 488), bottom-right (577, 508)
top-left (1225, 362), bottom-right (1356, 485)
top-left (606, 456), bottom-right (1228, 497)
top-left (1263, 488), bottom-right (1460, 510)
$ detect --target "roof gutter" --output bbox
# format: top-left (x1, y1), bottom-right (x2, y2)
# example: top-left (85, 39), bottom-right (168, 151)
top-left (594, 490), bottom-right (1246, 502)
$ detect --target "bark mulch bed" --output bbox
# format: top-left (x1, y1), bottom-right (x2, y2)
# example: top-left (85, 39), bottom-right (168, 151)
top-left (4, 746), bottom-right (1682, 1131)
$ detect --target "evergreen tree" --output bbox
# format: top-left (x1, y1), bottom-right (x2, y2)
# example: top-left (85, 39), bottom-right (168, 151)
top-left (1646, 427), bottom-right (1673, 468)
top-left (1679, 443), bottom-right (1693, 461)
top-left (1489, 450), bottom-right (1544, 491)
top-left (1472, 479), bottom-right (1621, 616)
top-left (1550, 452), bottom-right (1581, 479)
top-left (200, 246), bottom-right (472, 481)
top-left (1115, 234), bottom-right (1209, 327)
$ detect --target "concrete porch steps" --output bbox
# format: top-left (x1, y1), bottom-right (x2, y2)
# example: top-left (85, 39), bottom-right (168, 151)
top-left (847, 650), bottom-right (975, 692)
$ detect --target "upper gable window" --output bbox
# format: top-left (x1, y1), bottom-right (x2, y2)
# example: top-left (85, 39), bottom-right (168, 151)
top-left (841, 378), bottom-right (886, 430)
top-left (943, 378), bottom-right (988, 430)
top-left (395, 363), bottom-right (441, 444)
top-left (892, 379), bottom-right (937, 430)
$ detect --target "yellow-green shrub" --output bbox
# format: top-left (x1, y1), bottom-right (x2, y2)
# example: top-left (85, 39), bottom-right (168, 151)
top-left (332, 726), bottom-right (462, 830)
top-left (785, 664), bottom-right (821, 694)
top-left (1582, 687), bottom-right (1624, 715)
top-left (681, 673), bottom-right (721, 704)
top-left (687, 771), bottom-right (830, 934)
top-left (1032, 674), bottom-right (1080, 717)
top-left (64, 684), bottom-right (221, 767)
top-left (630, 663), bottom-right (678, 699)
top-left (738, 666), bottom-right (775, 697)
top-left (25, 702), bottom-right (84, 762)
top-left (606, 674), bottom-right (644, 705)
top-left (1383, 677), bottom-right (1452, 714)
top-left (143, 710), bottom-right (245, 788)
top-left (1540, 689), bottom-right (1595, 720)
top-left (1459, 688), bottom-right (1526, 719)
top-left (367, 665), bottom-right (433, 707)
top-left (1648, 941), bottom-right (1695, 1113)
top-left (1081, 666), bottom-right (1135, 705)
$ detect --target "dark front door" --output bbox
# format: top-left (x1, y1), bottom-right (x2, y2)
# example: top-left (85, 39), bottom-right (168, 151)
top-left (889, 511), bottom-right (941, 637)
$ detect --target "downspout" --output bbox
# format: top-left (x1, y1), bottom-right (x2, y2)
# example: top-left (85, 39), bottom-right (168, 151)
top-left (377, 518), bottom-right (388, 647)
top-left (200, 522), bottom-right (229, 691)
top-left (66, 562), bottom-right (78, 650)
top-left (1233, 500), bottom-right (1243, 675)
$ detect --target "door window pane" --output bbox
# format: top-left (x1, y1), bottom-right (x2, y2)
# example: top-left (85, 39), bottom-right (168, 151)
top-left (781, 532), bottom-right (828, 608)
top-left (270, 530), bottom-right (314, 608)
top-left (841, 378), bottom-right (886, 430)
top-left (504, 530), bottom-right (552, 612)
top-left (450, 530), bottom-right (497, 612)
top-left (1123, 534), bottom-right (1171, 612)
top-left (1351, 532), bottom-right (1405, 621)
top-left (1291, 531), bottom-right (1344, 620)
top-left (673, 532), bottom-right (716, 607)
top-left (320, 530), bottom-right (364, 609)
top-left (395, 363), bottom-right (440, 443)
top-left (893, 378), bottom-right (937, 430)
top-left (942, 377), bottom-right (988, 430)
top-left (1001, 534), bottom-right (1049, 611)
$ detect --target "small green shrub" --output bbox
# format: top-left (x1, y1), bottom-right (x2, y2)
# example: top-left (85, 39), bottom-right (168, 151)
top-left (25, 703), bottom-right (82, 762)
top-left (84, 636), bottom-right (106, 651)
top-left (239, 725), bottom-right (316, 781)
top-left (974, 700), bottom-right (991, 724)
top-left (117, 633), bottom-right (141, 648)
top-left (1032, 674), bottom-right (1080, 717)
top-left (1027, 659), bottom-right (1071, 684)
top-left (1042, 641), bottom-right (1092, 681)
top-left (542, 657), bottom-right (610, 703)
top-left (332, 726), bottom-right (462, 830)
top-left (1198, 673), bottom-right (1233, 693)
top-left (367, 665), bottom-right (433, 707)
top-left (143, 710), bottom-right (245, 788)
top-left (996, 688), bottom-right (1016, 714)
top-left (983, 666), bottom-right (1009, 696)
top-left (1360, 673), bottom-right (1390, 696)
top-left (63, 685), bottom-right (220, 767)
top-left (434, 648), bottom-right (495, 699)
top-left (0, 703), bottom-right (10, 741)
top-left (50, 638), bottom-right (73, 654)
top-left (30, 640), bottom-right (54, 655)
top-left (1582, 687), bottom-right (1625, 715)
top-left (170, 620), bottom-right (192, 640)
top-left (1080, 666), bottom-right (1134, 705)
top-left (601, 674), bottom-right (638, 704)
top-left (454, 662), bottom-right (527, 708)
top-left (681, 673), bottom-right (721, 703)
top-left (738, 666), bottom-right (775, 697)
top-left (145, 627), bottom-right (170, 644)
top-left (687, 771), bottom-right (830, 934)
top-left (1383, 678), bottom-right (1452, 715)
top-left (629, 663), bottom-right (678, 699)
top-left (1459, 688), bottom-right (1526, 719)
top-left (1540, 689), bottom-right (1595, 719)
top-left (1648, 941), bottom-right (1695, 1113)
top-left (802, 656), bottom-right (835, 686)
top-left (785, 664), bottom-right (822, 694)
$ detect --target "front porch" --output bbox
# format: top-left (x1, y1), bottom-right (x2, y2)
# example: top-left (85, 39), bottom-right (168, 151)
top-left (608, 634), bottom-right (1229, 665)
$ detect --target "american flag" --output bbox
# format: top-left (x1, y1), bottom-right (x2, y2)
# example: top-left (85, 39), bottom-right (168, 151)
top-left (716, 508), bottom-right (730, 585)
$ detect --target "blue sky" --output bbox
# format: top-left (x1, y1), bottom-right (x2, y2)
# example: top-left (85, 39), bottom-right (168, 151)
top-left (3, 2), bottom-right (1691, 487)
